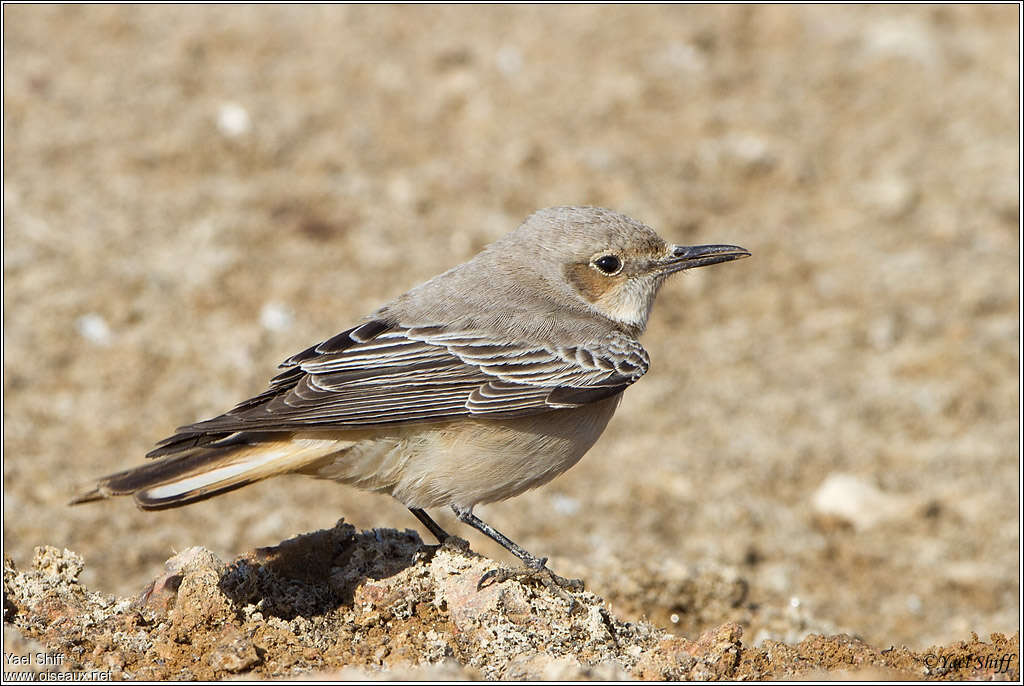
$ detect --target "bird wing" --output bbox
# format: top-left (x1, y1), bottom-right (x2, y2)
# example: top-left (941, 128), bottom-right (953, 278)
top-left (149, 319), bottom-right (648, 455)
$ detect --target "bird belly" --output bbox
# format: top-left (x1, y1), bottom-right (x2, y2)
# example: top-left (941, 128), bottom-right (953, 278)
top-left (300, 433), bottom-right (411, 494)
top-left (389, 394), bottom-right (622, 509)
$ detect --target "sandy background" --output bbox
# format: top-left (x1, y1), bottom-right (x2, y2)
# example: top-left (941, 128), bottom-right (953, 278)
top-left (3, 4), bottom-right (1019, 653)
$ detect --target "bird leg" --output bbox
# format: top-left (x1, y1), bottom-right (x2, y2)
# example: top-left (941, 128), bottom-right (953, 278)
top-left (449, 504), bottom-right (585, 595)
top-left (409, 507), bottom-right (451, 543)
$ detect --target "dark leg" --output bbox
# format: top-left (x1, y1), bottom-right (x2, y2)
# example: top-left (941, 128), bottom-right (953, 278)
top-left (450, 504), bottom-right (584, 594)
top-left (409, 507), bottom-right (450, 543)
top-left (450, 504), bottom-right (548, 568)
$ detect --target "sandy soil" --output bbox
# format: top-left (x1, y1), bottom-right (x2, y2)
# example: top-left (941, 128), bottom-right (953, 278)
top-left (3, 4), bottom-right (1019, 674)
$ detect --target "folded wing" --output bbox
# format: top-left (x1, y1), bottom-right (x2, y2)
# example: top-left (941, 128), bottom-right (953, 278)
top-left (148, 319), bottom-right (649, 457)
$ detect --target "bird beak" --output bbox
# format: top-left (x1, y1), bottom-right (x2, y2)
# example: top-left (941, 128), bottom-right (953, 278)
top-left (660, 244), bottom-right (751, 274)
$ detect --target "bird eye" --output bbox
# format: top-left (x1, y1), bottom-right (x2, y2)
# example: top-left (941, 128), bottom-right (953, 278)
top-left (593, 254), bottom-right (622, 274)
top-left (593, 255), bottom-right (622, 275)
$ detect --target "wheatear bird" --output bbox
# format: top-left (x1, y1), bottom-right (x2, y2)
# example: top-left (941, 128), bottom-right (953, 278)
top-left (74, 206), bottom-right (749, 588)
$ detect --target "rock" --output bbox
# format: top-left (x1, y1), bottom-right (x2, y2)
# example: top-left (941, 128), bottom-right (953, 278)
top-left (31, 547), bottom-right (85, 582)
top-left (3, 521), bottom-right (1017, 680)
top-left (857, 172), bottom-right (919, 219)
top-left (216, 102), bottom-right (251, 138)
top-left (812, 473), bottom-right (915, 530)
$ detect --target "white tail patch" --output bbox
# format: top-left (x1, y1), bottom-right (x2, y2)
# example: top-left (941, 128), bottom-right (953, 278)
top-left (137, 437), bottom-right (349, 505)
top-left (141, 450), bottom-right (289, 500)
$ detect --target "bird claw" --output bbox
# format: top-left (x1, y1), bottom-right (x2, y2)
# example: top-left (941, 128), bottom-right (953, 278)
top-left (476, 564), bottom-right (585, 611)
top-left (476, 567), bottom-right (505, 590)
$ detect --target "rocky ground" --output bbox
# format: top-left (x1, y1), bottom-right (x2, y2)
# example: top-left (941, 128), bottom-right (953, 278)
top-left (4, 523), bottom-right (1019, 680)
top-left (3, 4), bottom-right (1020, 680)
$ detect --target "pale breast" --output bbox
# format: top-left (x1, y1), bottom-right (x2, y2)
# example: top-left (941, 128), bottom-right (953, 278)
top-left (388, 394), bottom-right (622, 509)
top-left (298, 395), bottom-right (622, 509)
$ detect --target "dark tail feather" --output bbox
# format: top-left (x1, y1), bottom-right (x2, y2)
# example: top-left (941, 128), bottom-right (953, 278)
top-left (70, 447), bottom-right (255, 510)
top-left (70, 434), bottom-right (340, 510)
top-left (145, 431), bottom-right (232, 459)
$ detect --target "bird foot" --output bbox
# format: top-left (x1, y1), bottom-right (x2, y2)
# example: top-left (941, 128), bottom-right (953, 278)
top-left (477, 564), bottom-right (585, 610)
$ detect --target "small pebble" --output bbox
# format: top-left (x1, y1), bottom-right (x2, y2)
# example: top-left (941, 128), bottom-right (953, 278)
top-left (217, 103), bottom-right (251, 138)
top-left (76, 313), bottom-right (112, 346)
top-left (259, 302), bottom-right (294, 332)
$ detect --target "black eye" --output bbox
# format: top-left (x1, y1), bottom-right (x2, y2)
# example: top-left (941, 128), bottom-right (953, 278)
top-left (593, 255), bottom-right (622, 274)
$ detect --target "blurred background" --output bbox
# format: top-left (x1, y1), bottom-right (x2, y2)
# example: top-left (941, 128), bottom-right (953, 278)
top-left (3, 5), bottom-right (1018, 649)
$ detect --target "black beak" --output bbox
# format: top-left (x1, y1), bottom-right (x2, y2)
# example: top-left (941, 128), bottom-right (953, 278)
top-left (663, 244), bottom-right (751, 273)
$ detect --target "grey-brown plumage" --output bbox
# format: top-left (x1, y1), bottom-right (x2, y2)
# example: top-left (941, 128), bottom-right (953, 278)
top-left (73, 206), bottom-right (749, 580)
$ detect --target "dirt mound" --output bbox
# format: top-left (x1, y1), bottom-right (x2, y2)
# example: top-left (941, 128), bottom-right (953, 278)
top-left (5, 522), bottom-right (1017, 680)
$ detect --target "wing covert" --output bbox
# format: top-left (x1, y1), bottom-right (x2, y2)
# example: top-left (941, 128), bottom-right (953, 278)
top-left (160, 321), bottom-right (649, 439)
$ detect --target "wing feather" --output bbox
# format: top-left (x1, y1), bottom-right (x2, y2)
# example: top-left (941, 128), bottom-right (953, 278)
top-left (157, 319), bottom-right (649, 445)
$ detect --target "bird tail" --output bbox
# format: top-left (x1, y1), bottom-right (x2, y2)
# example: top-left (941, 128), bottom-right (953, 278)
top-left (70, 434), bottom-right (346, 510)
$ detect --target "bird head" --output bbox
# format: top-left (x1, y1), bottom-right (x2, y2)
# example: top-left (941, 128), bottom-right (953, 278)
top-left (499, 206), bottom-right (751, 335)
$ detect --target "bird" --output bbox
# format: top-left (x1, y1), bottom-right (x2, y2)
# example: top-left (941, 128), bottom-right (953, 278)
top-left (72, 206), bottom-right (749, 589)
